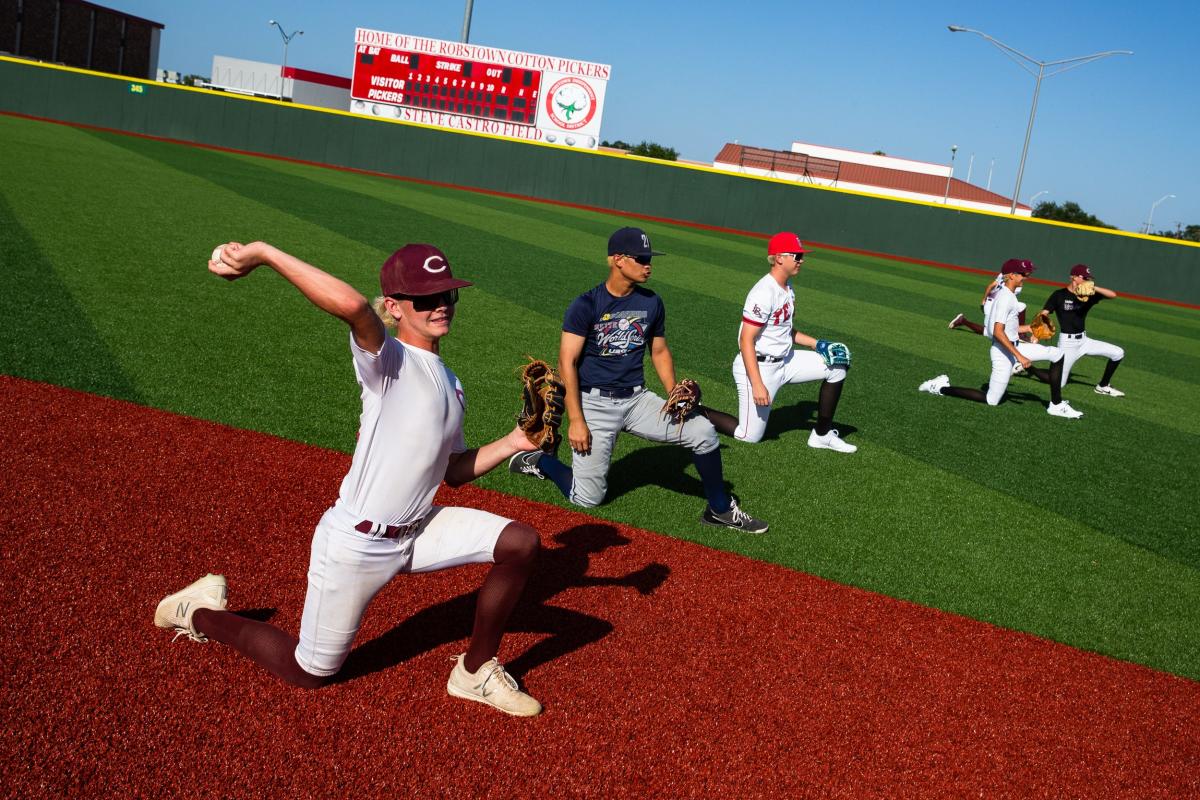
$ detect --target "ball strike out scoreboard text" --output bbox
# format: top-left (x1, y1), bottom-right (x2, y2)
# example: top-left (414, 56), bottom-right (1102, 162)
top-left (350, 29), bottom-right (610, 148)
top-left (353, 47), bottom-right (541, 125)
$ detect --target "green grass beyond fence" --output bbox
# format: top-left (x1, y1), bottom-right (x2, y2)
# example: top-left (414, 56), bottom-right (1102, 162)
top-left (2, 113), bottom-right (1197, 680)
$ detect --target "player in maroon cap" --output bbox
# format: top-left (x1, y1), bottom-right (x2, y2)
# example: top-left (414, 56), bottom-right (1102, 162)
top-left (153, 241), bottom-right (545, 716)
top-left (1034, 264), bottom-right (1126, 397)
top-left (920, 259), bottom-right (1083, 418)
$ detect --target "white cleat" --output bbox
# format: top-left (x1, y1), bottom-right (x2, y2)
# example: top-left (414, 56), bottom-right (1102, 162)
top-left (919, 374), bottom-right (950, 395)
top-left (1047, 401), bottom-right (1084, 419)
top-left (447, 654), bottom-right (542, 717)
top-left (1094, 384), bottom-right (1125, 397)
top-left (948, 313), bottom-right (965, 329)
top-left (808, 428), bottom-right (857, 453)
top-left (154, 573), bottom-right (228, 642)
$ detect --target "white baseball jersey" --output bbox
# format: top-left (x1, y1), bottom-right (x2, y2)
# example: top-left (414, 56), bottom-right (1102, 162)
top-left (984, 285), bottom-right (1020, 343)
top-left (337, 333), bottom-right (467, 526)
top-left (740, 274), bottom-right (794, 358)
top-left (982, 273), bottom-right (1020, 313)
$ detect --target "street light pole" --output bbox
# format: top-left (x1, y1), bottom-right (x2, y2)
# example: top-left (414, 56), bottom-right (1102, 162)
top-left (461, 0), bottom-right (475, 43)
top-left (268, 20), bottom-right (303, 100)
top-left (1145, 194), bottom-right (1176, 234)
top-left (943, 145), bottom-right (958, 203)
top-left (1029, 189), bottom-right (1050, 207)
top-left (947, 25), bottom-right (1131, 215)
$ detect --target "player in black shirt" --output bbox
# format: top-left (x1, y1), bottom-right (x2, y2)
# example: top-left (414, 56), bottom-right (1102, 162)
top-left (1034, 264), bottom-right (1125, 397)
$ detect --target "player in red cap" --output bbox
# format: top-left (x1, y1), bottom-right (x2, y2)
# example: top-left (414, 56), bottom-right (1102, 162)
top-left (701, 232), bottom-right (856, 451)
top-left (920, 259), bottom-right (1082, 418)
top-left (153, 241), bottom-right (545, 716)
top-left (1033, 264), bottom-right (1126, 396)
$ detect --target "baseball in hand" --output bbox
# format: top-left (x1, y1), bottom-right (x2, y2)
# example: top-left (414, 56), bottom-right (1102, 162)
top-left (211, 245), bottom-right (225, 264)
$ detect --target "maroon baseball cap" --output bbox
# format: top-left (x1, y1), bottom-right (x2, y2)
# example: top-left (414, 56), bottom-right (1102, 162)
top-left (379, 244), bottom-right (473, 297)
top-left (1070, 264), bottom-right (1093, 279)
top-left (768, 232), bottom-right (807, 255)
top-left (1001, 258), bottom-right (1036, 275)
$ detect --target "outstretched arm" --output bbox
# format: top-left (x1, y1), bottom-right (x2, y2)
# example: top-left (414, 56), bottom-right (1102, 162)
top-left (444, 426), bottom-right (538, 487)
top-left (210, 241), bottom-right (384, 353)
top-left (1095, 285), bottom-right (1117, 299)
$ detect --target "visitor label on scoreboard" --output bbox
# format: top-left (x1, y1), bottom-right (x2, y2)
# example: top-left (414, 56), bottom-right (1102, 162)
top-left (350, 28), bottom-right (610, 149)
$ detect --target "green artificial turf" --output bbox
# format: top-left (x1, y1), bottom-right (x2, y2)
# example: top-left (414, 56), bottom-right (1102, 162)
top-left (2, 113), bottom-right (1197, 679)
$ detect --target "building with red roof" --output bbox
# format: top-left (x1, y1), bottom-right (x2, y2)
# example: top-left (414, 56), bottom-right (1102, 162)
top-left (714, 141), bottom-right (1030, 216)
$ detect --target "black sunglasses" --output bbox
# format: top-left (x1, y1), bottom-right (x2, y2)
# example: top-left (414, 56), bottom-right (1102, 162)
top-left (787, 252), bottom-right (805, 262)
top-left (391, 288), bottom-right (459, 312)
top-left (624, 254), bottom-right (652, 266)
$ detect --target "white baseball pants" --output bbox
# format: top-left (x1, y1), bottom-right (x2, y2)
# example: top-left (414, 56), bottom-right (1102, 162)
top-left (732, 350), bottom-right (846, 443)
top-left (294, 500), bottom-right (511, 677)
top-left (986, 340), bottom-right (1062, 405)
top-left (1056, 332), bottom-right (1124, 387)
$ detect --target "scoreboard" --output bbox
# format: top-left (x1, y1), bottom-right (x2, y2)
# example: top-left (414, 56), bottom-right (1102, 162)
top-left (350, 28), bottom-right (610, 149)
top-left (352, 47), bottom-right (543, 126)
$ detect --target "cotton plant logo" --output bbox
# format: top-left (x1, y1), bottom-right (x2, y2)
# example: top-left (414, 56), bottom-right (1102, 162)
top-left (546, 77), bottom-right (597, 130)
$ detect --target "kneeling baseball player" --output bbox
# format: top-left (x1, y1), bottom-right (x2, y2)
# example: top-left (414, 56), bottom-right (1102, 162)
top-left (154, 242), bottom-right (544, 716)
top-left (699, 232), bottom-right (856, 452)
top-left (509, 226), bottom-right (769, 533)
top-left (1035, 264), bottom-right (1126, 396)
top-left (919, 258), bottom-right (1083, 419)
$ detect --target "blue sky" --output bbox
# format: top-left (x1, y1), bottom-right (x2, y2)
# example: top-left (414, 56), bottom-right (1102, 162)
top-left (117, 0), bottom-right (1198, 234)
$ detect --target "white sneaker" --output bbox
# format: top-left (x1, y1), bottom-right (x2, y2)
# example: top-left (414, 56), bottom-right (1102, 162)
top-left (919, 374), bottom-right (950, 395)
top-left (447, 654), bottom-right (542, 717)
top-left (808, 428), bottom-right (857, 453)
top-left (948, 313), bottom-right (965, 329)
top-left (1094, 384), bottom-right (1125, 397)
top-left (1047, 401), bottom-right (1083, 419)
top-left (154, 573), bottom-right (228, 642)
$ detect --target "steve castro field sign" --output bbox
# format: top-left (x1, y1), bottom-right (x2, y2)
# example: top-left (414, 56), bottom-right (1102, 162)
top-left (350, 28), bottom-right (611, 149)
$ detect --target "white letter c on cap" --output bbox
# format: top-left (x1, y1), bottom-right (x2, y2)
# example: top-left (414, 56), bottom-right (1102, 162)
top-left (423, 256), bottom-right (447, 273)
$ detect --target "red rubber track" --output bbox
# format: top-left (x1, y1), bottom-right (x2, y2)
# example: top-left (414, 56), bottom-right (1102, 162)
top-left (2, 375), bottom-right (1197, 798)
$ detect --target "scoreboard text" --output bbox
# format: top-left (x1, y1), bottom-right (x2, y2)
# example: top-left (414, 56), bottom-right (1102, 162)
top-left (353, 45), bottom-right (542, 126)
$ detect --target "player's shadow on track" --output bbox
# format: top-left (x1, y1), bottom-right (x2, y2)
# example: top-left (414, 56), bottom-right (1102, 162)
top-left (332, 523), bottom-right (669, 684)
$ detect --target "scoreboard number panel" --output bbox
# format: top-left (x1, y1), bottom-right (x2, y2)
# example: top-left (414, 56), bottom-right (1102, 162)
top-left (353, 45), bottom-right (542, 126)
top-left (351, 29), bottom-right (610, 148)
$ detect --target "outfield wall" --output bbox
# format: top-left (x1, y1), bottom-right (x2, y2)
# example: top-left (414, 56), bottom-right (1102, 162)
top-left (3, 56), bottom-right (1197, 305)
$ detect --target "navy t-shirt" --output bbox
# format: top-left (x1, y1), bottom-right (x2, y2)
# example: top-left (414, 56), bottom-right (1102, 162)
top-left (563, 283), bottom-right (666, 389)
top-left (1042, 288), bottom-right (1105, 334)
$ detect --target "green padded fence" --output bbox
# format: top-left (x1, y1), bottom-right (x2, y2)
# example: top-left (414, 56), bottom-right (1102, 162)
top-left (3, 56), bottom-right (1197, 305)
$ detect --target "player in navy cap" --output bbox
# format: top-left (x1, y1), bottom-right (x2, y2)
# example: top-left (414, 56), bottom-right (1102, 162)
top-left (510, 226), bottom-right (770, 532)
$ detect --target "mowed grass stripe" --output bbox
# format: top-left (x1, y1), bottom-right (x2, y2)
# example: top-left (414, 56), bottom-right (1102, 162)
top-left (4, 114), bottom-right (1198, 680)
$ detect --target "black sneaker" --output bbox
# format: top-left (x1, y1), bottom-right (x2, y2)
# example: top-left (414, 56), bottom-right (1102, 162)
top-left (700, 498), bottom-right (768, 533)
top-left (508, 451), bottom-right (546, 480)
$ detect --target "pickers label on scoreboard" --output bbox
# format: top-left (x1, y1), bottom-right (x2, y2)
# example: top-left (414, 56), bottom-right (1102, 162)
top-left (350, 28), bottom-right (610, 149)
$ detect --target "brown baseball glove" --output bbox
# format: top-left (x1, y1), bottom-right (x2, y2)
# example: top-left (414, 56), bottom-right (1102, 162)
top-left (1072, 280), bottom-right (1096, 301)
top-left (517, 359), bottom-right (565, 451)
top-left (1029, 315), bottom-right (1056, 342)
top-left (662, 379), bottom-right (702, 426)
